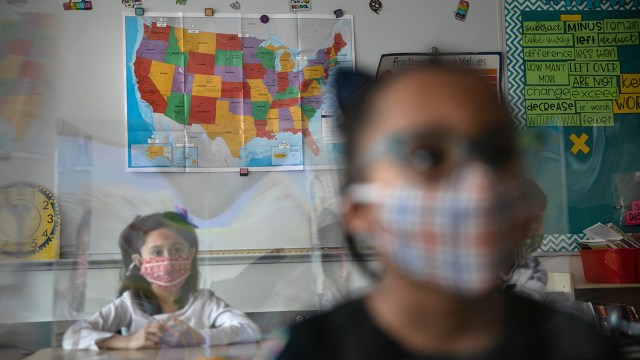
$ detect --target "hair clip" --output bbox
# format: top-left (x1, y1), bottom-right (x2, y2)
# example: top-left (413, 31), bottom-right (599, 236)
top-left (174, 206), bottom-right (199, 228)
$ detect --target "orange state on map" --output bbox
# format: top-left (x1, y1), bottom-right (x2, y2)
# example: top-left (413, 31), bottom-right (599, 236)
top-left (149, 60), bottom-right (175, 100)
top-left (279, 51), bottom-right (295, 72)
top-left (176, 29), bottom-right (216, 54)
top-left (146, 145), bottom-right (169, 161)
top-left (198, 100), bottom-right (257, 158)
top-left (266, 108), bottom-right (279, 134)
top-left (192, 74), bottom-right (222, 98)
top-left (303, 65), bottom-right (326, 80)
top-left (246, 79), bottom-right (273, 101)
top-left (289, 106), bottom-right (303, 129)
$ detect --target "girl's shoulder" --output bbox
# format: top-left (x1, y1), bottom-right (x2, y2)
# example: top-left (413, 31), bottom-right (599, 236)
top-left (192, 288), bottom-right (217, 301)
top-left (189, 288), bottom-right (232, 308)
top-left (117, 290), bottom-right (137, 305)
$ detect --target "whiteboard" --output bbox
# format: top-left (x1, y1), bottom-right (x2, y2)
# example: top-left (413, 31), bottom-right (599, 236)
top-left (3, 0), bottom-right (503, 258)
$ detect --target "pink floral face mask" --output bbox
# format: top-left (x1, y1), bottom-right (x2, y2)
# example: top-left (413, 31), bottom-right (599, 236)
top-left (138, 255), bottom-right (192, 290)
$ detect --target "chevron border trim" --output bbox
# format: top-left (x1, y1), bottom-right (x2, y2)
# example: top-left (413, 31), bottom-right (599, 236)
top-left (539, 233), bottom-right (586, 252)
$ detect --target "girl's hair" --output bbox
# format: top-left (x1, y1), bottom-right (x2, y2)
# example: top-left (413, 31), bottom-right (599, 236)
top-left (118, 211), bottom-right (199, 315)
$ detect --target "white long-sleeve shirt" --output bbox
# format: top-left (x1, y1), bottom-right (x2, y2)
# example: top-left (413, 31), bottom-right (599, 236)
top-left (62, 289), bottom-right (261, 349)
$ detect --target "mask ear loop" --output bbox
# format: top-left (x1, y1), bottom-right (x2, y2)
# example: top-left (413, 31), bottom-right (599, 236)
top-left (126, 255), bottom-right (141, 276)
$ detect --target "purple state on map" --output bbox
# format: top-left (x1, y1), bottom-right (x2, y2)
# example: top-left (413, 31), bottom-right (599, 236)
top-left (278, 108), bottom-right (294, 130)
top-left (171, 66), bottom-right (185, 93)
top-left (214, 65), bottom-right (243, 82)
top-left (307, 47), bottom-right (329, 68)
top-left (136, 38), bottom-right (169, 62)
top-left (242, 37), bottom-right (264, 64)
top-left (302, 95), bottom-right (323, 108)
top-left (226, 98), bottom-right (253, 116)
top-left (171, 71), bottom-right (193, 94)
top-left (286, 71), bottom-right (302, 88)
top-left (263, 69), bottom-right (279, 97)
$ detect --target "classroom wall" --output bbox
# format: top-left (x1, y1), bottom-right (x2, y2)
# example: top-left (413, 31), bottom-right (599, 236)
top-left (1, 0), bottom-right (508, 324)
top-left (49, 0), bottom-right (505, 256)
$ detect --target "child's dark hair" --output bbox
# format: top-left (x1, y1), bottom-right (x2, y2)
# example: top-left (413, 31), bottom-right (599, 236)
top-left (118, 211), bottom-right (199, 315)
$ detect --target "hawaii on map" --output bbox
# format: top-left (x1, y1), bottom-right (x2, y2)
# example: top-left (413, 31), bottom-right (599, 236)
top-left (124, 14), bottom-right (354, 171)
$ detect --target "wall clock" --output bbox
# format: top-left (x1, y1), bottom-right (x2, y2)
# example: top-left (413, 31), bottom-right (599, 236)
top-left (0, 182), bottom-right (60, 259)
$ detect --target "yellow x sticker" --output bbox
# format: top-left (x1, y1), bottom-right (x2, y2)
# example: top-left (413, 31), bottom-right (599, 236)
top-left (569, 133), bottom-right (590, 155)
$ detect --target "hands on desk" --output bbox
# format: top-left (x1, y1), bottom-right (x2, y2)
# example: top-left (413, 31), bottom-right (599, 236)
top-left (162, 318), bottom-right (205, 347)
top-left (97, 319), bottom-right (205, 349)
top-left (127, 322), bottom-right (166, 349)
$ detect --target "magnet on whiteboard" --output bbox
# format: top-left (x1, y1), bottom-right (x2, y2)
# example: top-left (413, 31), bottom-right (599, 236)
top-left (334, 9), bottom-right (344, 18)
top-left (240, 168), bottom-right (249, 176)
top-left (260, 15), bottom-right (270, 23)
top-left (135, 7), bottom-right (144, 16)
top-left (204, 7), bottom-right (214, 16)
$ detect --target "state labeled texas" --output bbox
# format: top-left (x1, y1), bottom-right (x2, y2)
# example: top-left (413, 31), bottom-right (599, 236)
top-left (132, 21), bottom-right (347, 165)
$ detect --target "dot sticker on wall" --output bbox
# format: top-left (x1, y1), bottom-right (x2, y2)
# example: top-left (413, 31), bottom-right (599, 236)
top-left (454, 0), bottom-right (470, 22)
top-left (369, 0), bottom-right (382, 14)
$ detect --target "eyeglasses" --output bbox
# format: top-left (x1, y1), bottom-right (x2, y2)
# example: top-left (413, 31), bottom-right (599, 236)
top-left (361, 124), bottom-right (518, 180)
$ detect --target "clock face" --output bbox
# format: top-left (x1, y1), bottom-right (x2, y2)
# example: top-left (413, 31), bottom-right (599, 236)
top-left (0, 182), bottom-right (59, 258)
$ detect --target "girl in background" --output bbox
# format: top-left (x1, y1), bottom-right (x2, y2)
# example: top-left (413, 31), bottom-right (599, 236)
top-left (63, 211), bottom-right (260, 350)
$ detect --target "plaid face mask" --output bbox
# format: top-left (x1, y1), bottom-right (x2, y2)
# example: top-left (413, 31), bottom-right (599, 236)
top-left (139, 255), bottom-right (192, 290)
top-left (348, 163), bottom-right (524, 297)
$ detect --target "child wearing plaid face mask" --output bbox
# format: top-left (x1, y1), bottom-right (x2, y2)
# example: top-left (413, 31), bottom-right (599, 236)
top-left (276, 65), bottom-right (619, 360)
top-left (63, 211), bottom-right (260, 350)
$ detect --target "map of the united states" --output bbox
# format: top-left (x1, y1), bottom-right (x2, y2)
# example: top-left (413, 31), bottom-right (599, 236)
top-left (132, 21), bottom-right (347, 159)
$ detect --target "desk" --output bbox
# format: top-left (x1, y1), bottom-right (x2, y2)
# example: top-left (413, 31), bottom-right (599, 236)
top-left (24, 342), bottom-right (281, 360)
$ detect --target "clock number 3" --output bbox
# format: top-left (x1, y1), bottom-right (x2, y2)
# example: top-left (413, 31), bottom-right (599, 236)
top-left (47, 214), bottom-right (53, 224)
